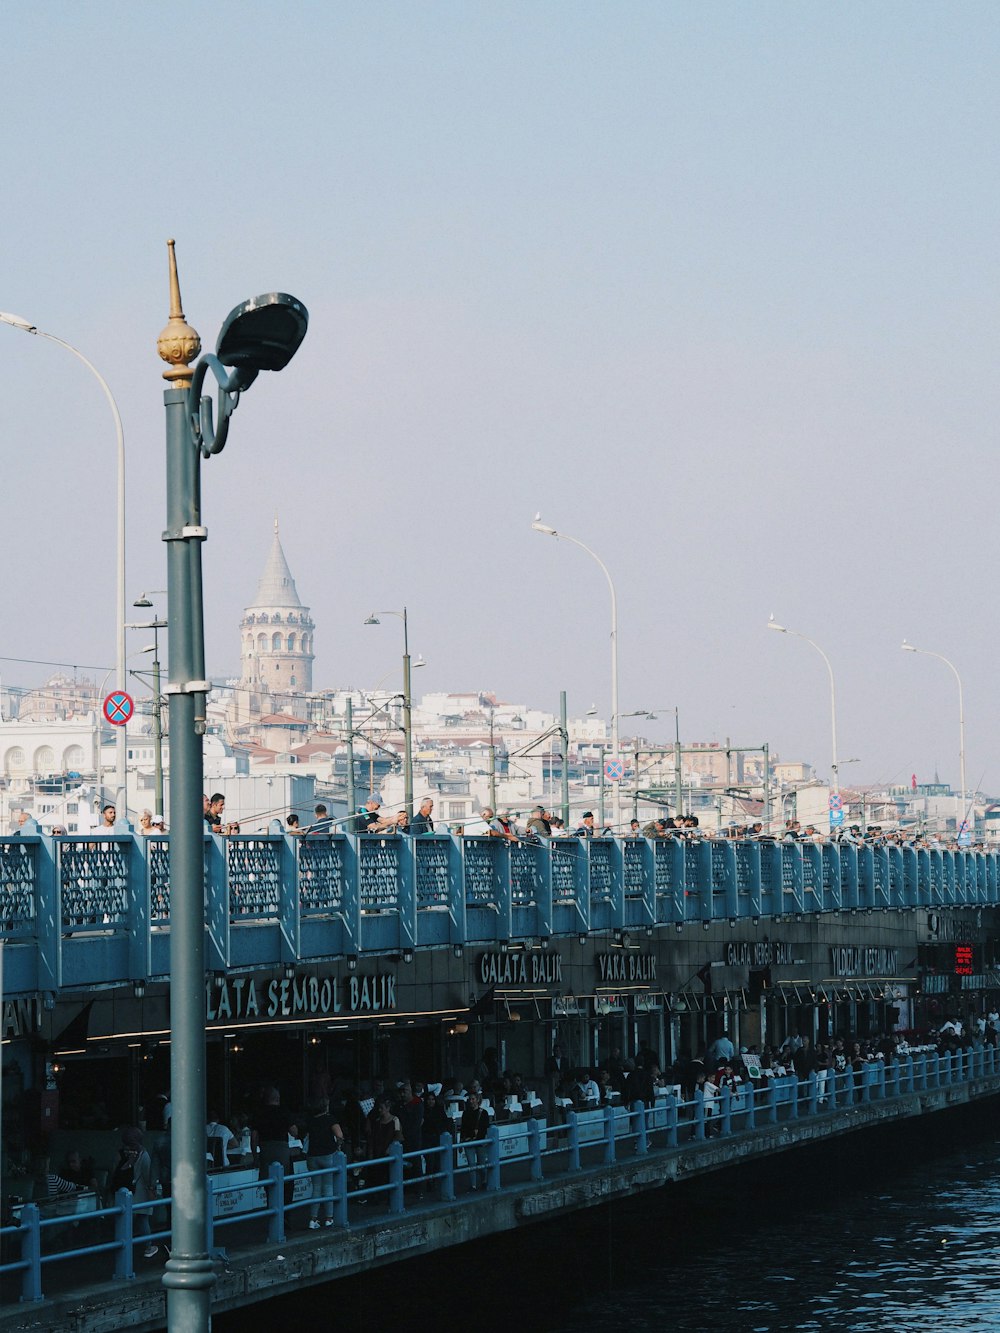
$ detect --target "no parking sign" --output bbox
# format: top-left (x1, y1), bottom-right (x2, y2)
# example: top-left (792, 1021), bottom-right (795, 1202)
top-left (103, 691), bottom-right (134, 726)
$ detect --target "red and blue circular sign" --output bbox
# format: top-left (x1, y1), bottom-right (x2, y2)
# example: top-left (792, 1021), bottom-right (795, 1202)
top-left (103, 691), bottom-right (134, 726)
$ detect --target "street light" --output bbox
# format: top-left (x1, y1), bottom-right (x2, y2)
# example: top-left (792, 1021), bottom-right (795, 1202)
top-left (127, 599), bottom-right (167, 819)
top-left (901, 640), bottom-right (967, 836)
top-left (365, 609), bottom-right (417, 818)
top-left (157, 239), bottom-right (307, 1333)
top-left (0, 310), bottom-right (127, 816)
top-left (532, 519), bottom-right (621, 832)
top-left (767, 616), bottom-right (840, 794)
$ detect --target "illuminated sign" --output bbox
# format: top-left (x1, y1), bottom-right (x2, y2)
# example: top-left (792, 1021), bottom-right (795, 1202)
top-left (829, 947), bottom-right (898, 978)
top-left (205, 971), bottom-right (396, 1021)
top-left (478, 952), bottom-right (563, 986)
top-left (954, 944), bottom-right (974, 977)
top-left (596, 953), bottom-right (657, 983)
top-left (725, 941), bottom-right (794, 967)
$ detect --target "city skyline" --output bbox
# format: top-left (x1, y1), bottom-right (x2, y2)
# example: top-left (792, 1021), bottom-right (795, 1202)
top-left (2, 5), bottom-right (998, 793)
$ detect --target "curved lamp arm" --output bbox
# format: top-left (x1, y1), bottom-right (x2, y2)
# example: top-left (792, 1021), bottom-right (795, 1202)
top-left (768, 617), bottom-right (839, 790)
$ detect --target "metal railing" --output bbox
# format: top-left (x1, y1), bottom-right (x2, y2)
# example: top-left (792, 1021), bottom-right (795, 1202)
top-left (2, 827), bottom-right (997, 994)
top-left (4, 1045), bottom-right (997, 1306)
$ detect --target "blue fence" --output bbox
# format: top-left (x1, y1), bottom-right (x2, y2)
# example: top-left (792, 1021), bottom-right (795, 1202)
top-left (3, 1045), bottom-right (997, 1306)
top-left (2, 829), bottom-right (996, 994)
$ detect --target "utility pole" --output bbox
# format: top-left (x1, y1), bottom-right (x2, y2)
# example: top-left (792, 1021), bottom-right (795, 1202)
top-left (345, 695), bottom-right (356, 821)
top-left (674, 707), bottom-right (682, 817)
top-left (559, 690), bottom-right (569, 828)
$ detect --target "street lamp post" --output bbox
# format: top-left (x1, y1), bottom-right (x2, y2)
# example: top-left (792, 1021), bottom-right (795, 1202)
top-left (0, 310), bottom-right (128, 816)
top-left (532, 520), bottom-right (620, 832)
top-left (767, 616), bottom-right (840, 793)
top-left (365, 609), bottom-right (415, 818)
top-left (901, 640), bottom-right (968, 835)
top-left (156, 239), bottom-right (307, 1333)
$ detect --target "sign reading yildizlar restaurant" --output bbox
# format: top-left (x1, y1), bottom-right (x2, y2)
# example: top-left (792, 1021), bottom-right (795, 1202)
top-left (829, 947), bottom-right (898, 978)
top-left (478, 951), bottom-right (563, 986)
top-left (596, 953), bottom-right (657, 983)
top-left (205, 970), bottom-right (396, 1022)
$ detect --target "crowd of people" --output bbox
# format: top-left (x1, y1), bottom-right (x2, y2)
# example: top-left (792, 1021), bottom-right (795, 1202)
top-left (10, 795), bottom-right (979, 851)
top-left (7, 1012), bottom-right (992, 1245)
top-left (311, 798), bottom-right (980, 850)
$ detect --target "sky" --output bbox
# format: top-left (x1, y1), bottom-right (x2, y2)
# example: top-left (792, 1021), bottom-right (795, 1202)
top-left (2, 2), bottom-right (998, 794)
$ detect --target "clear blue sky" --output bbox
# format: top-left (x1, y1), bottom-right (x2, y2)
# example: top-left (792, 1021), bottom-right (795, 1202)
top-left (3, 2), bottom-right (998, 793)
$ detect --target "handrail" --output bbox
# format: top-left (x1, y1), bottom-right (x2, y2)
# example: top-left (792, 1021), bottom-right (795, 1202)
top-left (5, 1046), bottom-right (1000, 1305)
top-left (1, 830), bottom-right (996, 995)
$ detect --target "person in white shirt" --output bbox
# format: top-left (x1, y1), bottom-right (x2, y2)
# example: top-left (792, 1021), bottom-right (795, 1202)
top-left (575, 1074), bottom-right (600, 1108)
top-left (206, 1113), bottom-right (236, 1167)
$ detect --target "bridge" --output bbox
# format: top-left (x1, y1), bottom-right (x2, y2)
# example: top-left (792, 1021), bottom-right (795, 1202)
top-left (2, 1045), bottom-right (998, 1332)
top-left (2, 827), bottom-right (997, 996)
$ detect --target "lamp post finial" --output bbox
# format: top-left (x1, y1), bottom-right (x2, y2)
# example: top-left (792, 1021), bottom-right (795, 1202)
top-left (157, 238), bottom-right (201, 387)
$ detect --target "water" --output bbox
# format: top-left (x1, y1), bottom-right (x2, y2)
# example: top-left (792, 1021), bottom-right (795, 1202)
top-left (217, 1107), bottom-right (1000, 1332)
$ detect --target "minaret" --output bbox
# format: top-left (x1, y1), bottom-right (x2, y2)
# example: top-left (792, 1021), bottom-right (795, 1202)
top-left (240, 520), bottom-right (315, 696)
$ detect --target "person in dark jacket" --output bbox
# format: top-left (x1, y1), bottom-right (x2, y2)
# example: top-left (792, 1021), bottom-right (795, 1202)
top-left (410, 798), bottom-right (435, 835)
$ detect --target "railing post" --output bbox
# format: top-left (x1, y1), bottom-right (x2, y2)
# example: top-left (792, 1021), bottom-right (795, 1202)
top-left (746, 1083), bottom-right (756, 1131)
top-left (665, 1093), bottom-right (678, 1148)
top-left (114, 1187), bottom-right (135, 1281)
top-left (787, 1076), bottom-right (798, 1121)
top-left (567, 1111), bottom-right (581, 1171)
top-left (486, 1125), bottom-right (501, 1192)
top-left (767, 1078), bottom-right (778, 1125)
top-left (19, 1202), bottom-right (43, 1303)
top-left (807, 1072), bottom-right (818, 1117)
top-left (932, 1053), bottom-right (940, 1089)
top-left (389, 1141), bottom-right (405, 1213)
top-left (721, 1084), bottom-right (732, 1137)
top-left (603, 1104), bottom-right (617, 1163)
top-left (860, 1064), bottom-right (871, 1104)
top-left (528, 1117), bottom-right (543, 1180)
top-left (694, 1089), bottom-right (706, 1141)
top-left (632, 1101), bottom-right (648, 1156)
top-left (440, 1132), bottom-right (455, 1202)
top-left (333, 1150), bottom-right (349, 1227)
top-left (267, 1162), bottom-right (285, 1244)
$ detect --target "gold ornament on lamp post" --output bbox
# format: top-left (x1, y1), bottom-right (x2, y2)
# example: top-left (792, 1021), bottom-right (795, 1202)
top-left (156, 238), bottom-right (201, 388)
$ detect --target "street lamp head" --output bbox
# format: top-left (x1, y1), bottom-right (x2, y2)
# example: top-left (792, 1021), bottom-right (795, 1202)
top-left (364, 614), bottom-right (381, 626)
top-left (133, 596), bottom-right (153, 608)
top-left (767, 616), bottom-right (787, 634)
top-left (531, 520), bottom-right (558, 537)
top-left (0, 311), bottom-right (37, 333)
top-left (216, 292), bottom-right (308, 380)
top-left (413, 654), bottom-right (426, 668)
top-left (901, 640), bottom-right (917, 653)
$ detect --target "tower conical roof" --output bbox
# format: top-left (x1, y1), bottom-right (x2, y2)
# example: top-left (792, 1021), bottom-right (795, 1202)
top-left (251, 520), bottom-right (304, 609)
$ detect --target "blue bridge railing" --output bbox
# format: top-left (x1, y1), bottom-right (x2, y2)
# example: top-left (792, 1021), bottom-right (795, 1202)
top-left (3, 1045), bottom-right (997, 1307)
top-left (2, 829), bottom-right (996, 995)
